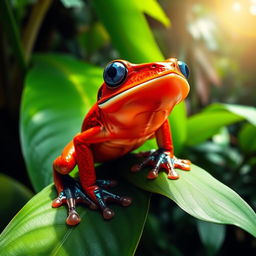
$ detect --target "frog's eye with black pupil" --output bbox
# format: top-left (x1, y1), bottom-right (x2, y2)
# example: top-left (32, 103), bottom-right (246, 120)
top-left (103, 62), bottom-right (127, 88)
top-left (178, 61), bottom-right (189, 79)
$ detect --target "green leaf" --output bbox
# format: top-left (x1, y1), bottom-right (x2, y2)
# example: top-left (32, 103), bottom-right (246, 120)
top-left (136, 0), bottom-right (171, 27)
top-left (205, 103), bottom-right (256, 126)
top-left (121, 155), bottom-right (256, 237)
top-left (187, 112), bottom-right (242, 145)
top-left (238, 123), bottom-right (256, 154)
top-left (0, 174), bottom-right (33, 232)
top-left (187, 103), bottom-right (256, 146)
top-left (197, 220), bottom-right (225, 256)
top-left (20, 54), bottom-right (102, 191)
top-left (92, 0), bottom-right (163, 63)
top-left (0, 182), bottom-right (150, 256)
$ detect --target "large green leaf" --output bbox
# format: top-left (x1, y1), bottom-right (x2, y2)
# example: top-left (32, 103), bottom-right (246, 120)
top-left (20, 54), bottom-right (102, 191)
top-left (0, 182), bottom-right (150, 256)
top-left (187, 103), bottom-right (256, 146)
top-left (92, 0), bottom-right (163, 63)
top-left (120, 155), bottom-right (256, 237)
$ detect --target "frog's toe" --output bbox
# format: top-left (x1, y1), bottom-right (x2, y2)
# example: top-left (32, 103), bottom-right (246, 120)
top-left (147, 169), bottom-right (159, 179)
top-left (66, 210), bottom-right (81, 226)
top-left (173, 158), bottom-right (191, 171)
top-left (102, 189), bottom-right (132, 206)
top-left (88, 186), bottom-right (132, 220)
top-left (52, 192), bottom-right (66, 208)
top-left (102, 208), bottom-right (115, 219)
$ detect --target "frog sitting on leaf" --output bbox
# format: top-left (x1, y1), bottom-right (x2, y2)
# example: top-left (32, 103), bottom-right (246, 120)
top-left (52, 58), bottom-right (191, 225)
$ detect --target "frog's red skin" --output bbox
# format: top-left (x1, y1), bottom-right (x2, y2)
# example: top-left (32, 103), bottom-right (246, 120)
top-left (52, 58), bottom-right (191, 225)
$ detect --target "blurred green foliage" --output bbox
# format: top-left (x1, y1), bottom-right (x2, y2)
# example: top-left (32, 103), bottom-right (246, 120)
top-left (0, 0), bottom-right (255, 255)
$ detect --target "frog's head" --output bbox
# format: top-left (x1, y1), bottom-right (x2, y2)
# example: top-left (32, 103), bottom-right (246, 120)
top-left (97, 58), bottom-right (190, 118)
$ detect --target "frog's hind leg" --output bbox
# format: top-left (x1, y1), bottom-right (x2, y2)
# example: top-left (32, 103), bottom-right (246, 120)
top-left (53, 140), bottom-right (76, 177)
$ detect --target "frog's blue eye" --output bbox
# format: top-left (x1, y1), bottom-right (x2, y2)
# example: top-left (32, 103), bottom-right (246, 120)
top-left (178, 61), bottom-right (189, 79)
top-left (103, 62), bottom-right (127, 88)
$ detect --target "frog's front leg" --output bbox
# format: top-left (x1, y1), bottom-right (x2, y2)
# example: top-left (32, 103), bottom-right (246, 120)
top-left (53, 126), bottom-right (131, 225)
top-left (132, 120), bottom-right (191, 179)
top-left (73, 126), bottom-right (132, 219)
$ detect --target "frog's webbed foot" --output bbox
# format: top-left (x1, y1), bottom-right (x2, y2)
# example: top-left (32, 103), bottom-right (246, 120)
top-left (131, 149), bottom-right (191, 179)
top-left (86, 181), bottom-right (132, 220)
top-left (52, 175), bottom-right (97, 226)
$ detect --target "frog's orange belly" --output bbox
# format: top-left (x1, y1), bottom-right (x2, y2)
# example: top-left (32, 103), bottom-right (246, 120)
top-left (91, 135), bottom-right (152, 162)
top-left (104, 109), bottom-right (168, 138)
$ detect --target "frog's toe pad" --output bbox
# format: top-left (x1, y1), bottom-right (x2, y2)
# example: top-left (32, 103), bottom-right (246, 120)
top-left (52, 175), bottom-right (98, 226)
top-left (52, 195), bottom-right (66, 208)
top-left (173, 158), bottom-right (191, 171)
top-left (103, 208), bottom-right (115, 220)
top-left (120, 196), bottom-right (132, 206)
top-left (66, 210), bottom-right (81, 226)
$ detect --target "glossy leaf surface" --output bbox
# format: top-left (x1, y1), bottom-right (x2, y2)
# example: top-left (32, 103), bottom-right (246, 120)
top-left (0, 182), bottom-right (150, 256)
top-left (120, 156), bottom-right (256, 237)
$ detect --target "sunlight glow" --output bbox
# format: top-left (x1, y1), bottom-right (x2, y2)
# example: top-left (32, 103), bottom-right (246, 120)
top-left (250, 5), bottom-right (256, 15)
top-left (232, 2), bottom-right (242, 12)
top-left (216, 0), bottom-right (256, 37)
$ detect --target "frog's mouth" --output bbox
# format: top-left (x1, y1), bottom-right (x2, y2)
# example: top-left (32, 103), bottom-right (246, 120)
top-left (98, 73), bottom-right (189, 109)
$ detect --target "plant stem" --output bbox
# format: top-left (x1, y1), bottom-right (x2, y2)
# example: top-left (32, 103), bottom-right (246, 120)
top-left (22, 0), bottom-right (53, 63)
top-left (0, 0), bottom-right (26, 71)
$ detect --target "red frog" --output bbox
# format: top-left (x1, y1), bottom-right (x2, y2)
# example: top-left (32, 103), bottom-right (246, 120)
top-left (52, 58), bottom-right (191, 225)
